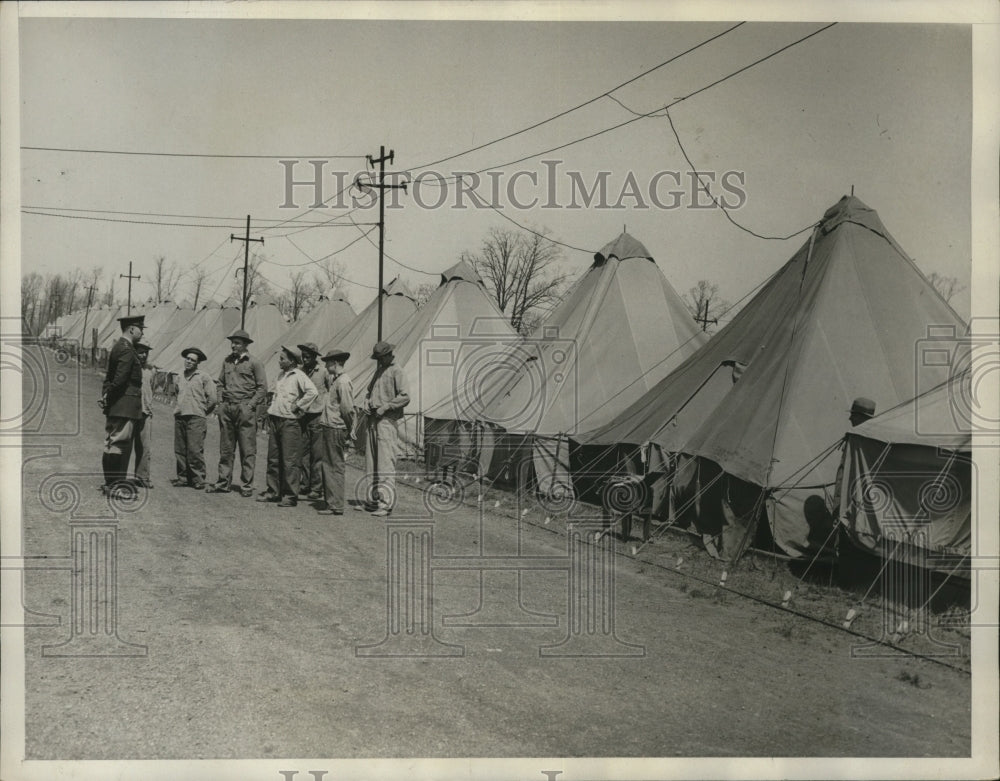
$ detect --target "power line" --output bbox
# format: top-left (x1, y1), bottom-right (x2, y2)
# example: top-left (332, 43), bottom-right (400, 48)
top-left (345, 212), bottom-right (438, 277)
top-left (418, 23), bottom-right (839, 187)
top-left (482, 201), bottom-right (595, 255)
top-left (408, 22), bottom-right (746, 172)
top-left (277, 233), bottom-right (379, 290)
top-left (23, 204), bottom-right (378, 227)
top-left (663, 109), bottom-right (818, 241)
top-left (21, 146), bottom-right (364, 160)
top-left (21, 210), bottom-right (269, 230)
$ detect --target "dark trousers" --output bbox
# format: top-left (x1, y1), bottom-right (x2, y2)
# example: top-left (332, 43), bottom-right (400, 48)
top-left (102, 416), bottom-right (136, 486)
top-left (216, 400), bottom-right (257, 489)
top-left (133, 413), bottom-right (151, 482)
top-left (265, 415), bottom-right (303, 500)
top-left (299, 412), bottom-right (324, 496)
top-left (318, 426), bottom-right (348, 512)
top-left (174, 415), bottom-right (208, 485)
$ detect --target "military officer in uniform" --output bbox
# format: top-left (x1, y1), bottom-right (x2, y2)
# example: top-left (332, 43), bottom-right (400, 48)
top-left (101, 314), bottom-right (145, 496)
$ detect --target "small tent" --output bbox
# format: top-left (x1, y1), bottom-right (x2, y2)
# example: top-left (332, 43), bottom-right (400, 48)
top-left (838, 369), bottom-right (972, 573)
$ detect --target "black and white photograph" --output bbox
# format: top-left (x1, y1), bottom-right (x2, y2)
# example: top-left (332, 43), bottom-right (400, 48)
top-left (1, 2), bottom-right (998, 780)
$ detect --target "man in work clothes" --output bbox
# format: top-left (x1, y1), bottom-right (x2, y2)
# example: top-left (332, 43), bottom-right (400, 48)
top-left (297, 342), bottom-right (328, 500)
top-left (316, 348), bottom-right (355, 515)
top-left (130, 342), bottom-right (155, 488)
top-left (100, 315), bottom-right (145, 495)
top-left (172, 347), bottom-right (217, 489)
top-left (257, 346), bottom-right (318, 507)
top-left (210, 329), bottom-right (267, 497)
top-left (362, 341), bottom-right (410, 516)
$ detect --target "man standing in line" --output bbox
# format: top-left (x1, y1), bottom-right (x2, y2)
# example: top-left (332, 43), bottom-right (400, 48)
top-left (362, 341), bottom-right (409, 516)
top-left (296, 342), bottom-right (327, 501)
top-left (100, 315), bottom-right (145, 496)
top-left (209, 329), bottom-right (266, 497)
top-left (316, 348), bottom-right (354, 516)
top-left (171, 347), bottom-right (217, 489)
top-left (256, 346), bottom-right (318, 507)
top-left (130, 342), bottom-right (155, 488)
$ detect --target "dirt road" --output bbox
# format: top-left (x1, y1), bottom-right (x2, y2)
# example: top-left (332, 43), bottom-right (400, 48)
top-left (16, 361), bottom-right (971, 759)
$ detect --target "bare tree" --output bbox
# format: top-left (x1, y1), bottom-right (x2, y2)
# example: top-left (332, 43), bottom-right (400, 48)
top-left (464, 226), bottom-right (569, 334)
top-left (152, 255), bottom-right (181, 302)
top-left (682, 280), bottom-right (730, 333)
top-left (102, 277), bottom-right (116, 307)
top-left (279, 270), bottom-right (313, 321)
top-left (309, 257), bottom-right (347, 300)
top-left (412, 281), bottom-right (438, 308)
top-left (232, 253), bottom-right (273, 308)
top-left (21, 272), bottom-right (44, 335)
top-left (190, 267), bottom-right (209, 310)
top-left (927, 272), bottom-right (966, 305)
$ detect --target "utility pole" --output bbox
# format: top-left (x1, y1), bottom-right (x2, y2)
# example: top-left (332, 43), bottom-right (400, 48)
top-left (694, 299), bottom-right (717, 332)
top-left (119, 262), bottom-right (141, 315)
top-left (231, 214), bottom-right (264, 329)
top-left (366, 146), bottom-right (407, 341)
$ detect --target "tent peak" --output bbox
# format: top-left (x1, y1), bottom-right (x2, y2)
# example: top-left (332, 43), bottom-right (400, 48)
top-left (593, 232), bottom-right (655, 267)
top-left (384, 277), bottom-right (416, 300)
top-left (439, 259), bottom-right (483, 287)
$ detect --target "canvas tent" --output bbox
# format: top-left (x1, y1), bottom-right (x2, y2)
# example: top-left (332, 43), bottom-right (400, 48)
top-left (350, 262), bottom-right (514, 453)
top-left (580, 195), bottom-right (966, 560)
top-left (317, 277), bottom-right (417, 379)
top-left (838, 369), bottom-right (972, 573)
top-left (258, 293), bottom-right (356, 384)
top-left (431, 232), bottom-right (709, 492)
top-left (147, 300), bottom-right (241, 372)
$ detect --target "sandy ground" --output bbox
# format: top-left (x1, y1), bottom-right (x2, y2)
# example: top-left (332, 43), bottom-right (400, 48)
top-left (15, 359), bottom-right (971, 759)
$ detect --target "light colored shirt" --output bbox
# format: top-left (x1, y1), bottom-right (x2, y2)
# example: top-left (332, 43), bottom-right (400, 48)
top-left (174, 368), bottom-right (218, 417)
top-left (321, 373), bottom-right (355, 430)
top-left (267, 368), bottom-right (318, 419)
top-left (301, 363), bottom-right (328, 414)
top-left (141, 367), bottom-right (154, 416)
top-left (365, 362), bottom-right (409, 421)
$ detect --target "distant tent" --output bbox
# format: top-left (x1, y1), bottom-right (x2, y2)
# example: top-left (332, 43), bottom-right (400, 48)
top-left (148, 300), bottom-right (240, 372)
top-left (580, 196), bottom-right (966, 560)
top-left (145, 303), bottom-right (197, 364)
top-left (258, 293), bottom-right (356, 383)
top-left (449, 231), bottom-right (708, 492)
top-left (95, 304), bottom-right (130, 350)
top-left (317, 277), bottom-right (418, 380)
top-left (350, 262), bottom-right (515, 453)
top-left (838, 369), bottom-right (972, 573)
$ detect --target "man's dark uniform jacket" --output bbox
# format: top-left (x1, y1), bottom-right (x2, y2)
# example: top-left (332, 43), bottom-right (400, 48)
top-left (103, 337), bottom-right (144, 419)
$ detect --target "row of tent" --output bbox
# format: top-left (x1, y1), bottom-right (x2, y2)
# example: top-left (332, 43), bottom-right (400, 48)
top-left (46, 195), bottom-right (973, 574)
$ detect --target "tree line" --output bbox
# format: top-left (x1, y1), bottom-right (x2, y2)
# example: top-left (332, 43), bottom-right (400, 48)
top-left (23, 226), bottom-right (967, 338)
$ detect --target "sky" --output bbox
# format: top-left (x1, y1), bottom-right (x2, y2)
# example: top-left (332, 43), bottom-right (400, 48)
top-left (14, 9), bottom-right (981, 322)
